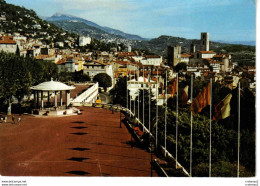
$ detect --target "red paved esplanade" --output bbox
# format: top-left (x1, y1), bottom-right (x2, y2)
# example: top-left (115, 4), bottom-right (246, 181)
top-left (0, 107), bottom-right (157, 176)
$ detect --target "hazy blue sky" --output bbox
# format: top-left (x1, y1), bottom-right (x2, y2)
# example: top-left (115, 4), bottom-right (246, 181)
top-left (5, 0), bottom-right (256, 42)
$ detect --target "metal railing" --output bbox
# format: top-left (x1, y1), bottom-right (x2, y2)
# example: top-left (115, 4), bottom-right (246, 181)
top-left (95, 103), bottom-right (190, 177)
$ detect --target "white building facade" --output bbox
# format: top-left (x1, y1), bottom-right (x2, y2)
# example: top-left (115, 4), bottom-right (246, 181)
top-left (79, 36), bottom-right (91, 46)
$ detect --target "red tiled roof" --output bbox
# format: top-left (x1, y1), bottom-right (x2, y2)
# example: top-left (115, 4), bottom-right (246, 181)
top-left (145, 55), bottom-right (160, 58)
top-left (118, 52), bottom-right (136, 58)
top-left (213, 54), bottom-right (225, 58)
top-left (0, 36), bottom-right (16, 44)
top-left (56, 58), bottom-right (66, 65)
top-left (114, 60), bottom-right (128, 65)
top-left (181, 53), bottom-right (192, 58)
top-left (199, 51), bottom-right (216, 54)
top-left (34, 55), bottom-right (54, 60)
top-left (91, 60), bottom-right (106, 65)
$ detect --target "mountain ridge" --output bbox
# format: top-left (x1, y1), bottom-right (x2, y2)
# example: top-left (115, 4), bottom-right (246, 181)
top-left (45, 13), bottom-right (146, 41)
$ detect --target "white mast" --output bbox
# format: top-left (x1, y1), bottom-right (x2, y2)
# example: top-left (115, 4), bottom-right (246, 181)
top-left (134, 66), bottom-right (136, 117)
top-left (130, 65), bottom-right (132, 117)
top-left (143, 66), bottom-right (145, 132)
top-left (209, 78), bottom-right (212, 177)
top-left (238, 82), bottom-right (241, 177)
top-left (190, 74), bottom-right (193, 176)
top-left (126, 62), bottom-right (128, 113)
top-left (176, 73), bottom-right (179, 169)
top-left (156, 68), bottom-right (159, 148)
top-left (165, 70), bottom-right (167, 157)
top-left (138, 67), bottom-right (140, 124)
top-left (149, 68), bottom-right (151, 132)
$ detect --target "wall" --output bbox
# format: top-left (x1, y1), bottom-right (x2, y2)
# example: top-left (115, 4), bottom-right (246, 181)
top-left (0, 44), bottom-right (16, 53)
top-left (71, 82), bottom-right (99, 105)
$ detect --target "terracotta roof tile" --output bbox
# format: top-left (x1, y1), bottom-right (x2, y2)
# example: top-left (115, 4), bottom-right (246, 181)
top-left (56, 58), bottom-right (66, 65)
top-left (145, 55), bottom-right (160, 58)
top-left (0, 36), bottom-right (16, 44)
top-left (199, 51), bottom-right (216, 54)
top-left (181, 53), bottom-right (192, 58)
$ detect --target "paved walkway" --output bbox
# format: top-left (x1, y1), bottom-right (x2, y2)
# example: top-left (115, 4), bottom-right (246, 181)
top-left (0, 107), bottom-right (157, 177)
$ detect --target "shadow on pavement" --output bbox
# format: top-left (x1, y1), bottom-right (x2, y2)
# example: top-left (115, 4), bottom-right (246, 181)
top-left (69, 147), bottom-right (91, 151)
top-left (67, 157), bottom-right (89, 162)
top-left (71, 121), bottom-right (85, 124)
top-left (70, 132), bottom-right (88, 135)
top-left (70, 126), bottom-right (88, 129)
top-left (65, 171), bottom-right (90, 176)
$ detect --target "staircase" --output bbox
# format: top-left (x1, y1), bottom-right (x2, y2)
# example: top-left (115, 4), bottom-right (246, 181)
top-left (71, 82), bottom-right (99, 106)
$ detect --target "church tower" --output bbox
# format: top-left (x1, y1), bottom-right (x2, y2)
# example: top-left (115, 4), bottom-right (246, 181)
top-left (200, 32), bottom-right (209, 51)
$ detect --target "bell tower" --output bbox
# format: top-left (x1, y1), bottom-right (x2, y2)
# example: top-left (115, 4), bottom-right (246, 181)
top-left (200, 32), bottom-right (209, 51)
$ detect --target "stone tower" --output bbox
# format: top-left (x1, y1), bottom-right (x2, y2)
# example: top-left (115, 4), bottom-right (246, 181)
top-left (200, 32), bottom-right (209, 51)
top-left (168, 45), bottom-right (182, 67)
top-left (190, 43), bottom-right (196, 53)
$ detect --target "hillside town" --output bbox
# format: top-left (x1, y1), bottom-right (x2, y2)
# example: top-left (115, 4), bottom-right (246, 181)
top-left (0, 31), bottom-right (256, 98)
top-left (0, 0), bottom-right (256, 180)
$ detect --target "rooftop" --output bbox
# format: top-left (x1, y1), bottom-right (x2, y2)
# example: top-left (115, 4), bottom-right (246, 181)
top-left (0, 36), bottom-right (16, 44)
top-left (30, 79), bottom-right (75, 91)
top-left (199, 51), bottom-right (216, 54)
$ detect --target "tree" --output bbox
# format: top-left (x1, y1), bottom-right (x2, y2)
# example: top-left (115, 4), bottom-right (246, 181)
top-left (0, 51), bottom-right (58, 113)
top-left (74, 70), bottom-right (90, 82)
top-left (174, 62), bottom-right (187, 72)
top-left (110, 76), bottom-right (128, 107)
top-left (93, 73), bottom-right (112, 92)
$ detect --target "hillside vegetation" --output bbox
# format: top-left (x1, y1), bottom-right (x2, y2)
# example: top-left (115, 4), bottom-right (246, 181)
top-left (0, 0), bottom-right (78, 45)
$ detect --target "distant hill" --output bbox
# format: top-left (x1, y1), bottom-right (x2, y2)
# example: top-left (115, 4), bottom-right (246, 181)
top-left (0, 0), bottom-right (78, 45)
top-left (49, 20), bottom-right (125, 41)
top-left (131, 35), bottom-right (233, 56)
top-left (46, 13), bottom-right (146, 40)
top-left (215, 40), bottom-right (256, 46)
top-left (131, 35), bottom-right (256, 64)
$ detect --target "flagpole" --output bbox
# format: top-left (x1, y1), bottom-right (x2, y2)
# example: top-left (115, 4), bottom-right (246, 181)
top-left (130, 66), bottom-right (132, 117)
top-left (190, 74), bottom-right (193, 176)
top-left (149, 68), bottom-right (151, 132)
top-left (156, 68), bottom-right (158, 148)
top-left (138, 67), bottom-right (140, 124)
top-left (238, 82), bottom-right (240, 177)
top-left (143, 66), bottom-right (145, 132)
top-left (127, 62), bottom-right (128, 113)
top-left (176, 73), bottom-right (179, 169)
top-left (134, 66), bottom-right (136, 117)
top-left (209, 78), bottom-right (212, 177)
top-left (165, 70), bottom-right (167, 157)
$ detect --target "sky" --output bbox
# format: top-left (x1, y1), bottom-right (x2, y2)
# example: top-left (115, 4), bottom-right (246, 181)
top-left (5, 0), bottom-right (256, 42)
